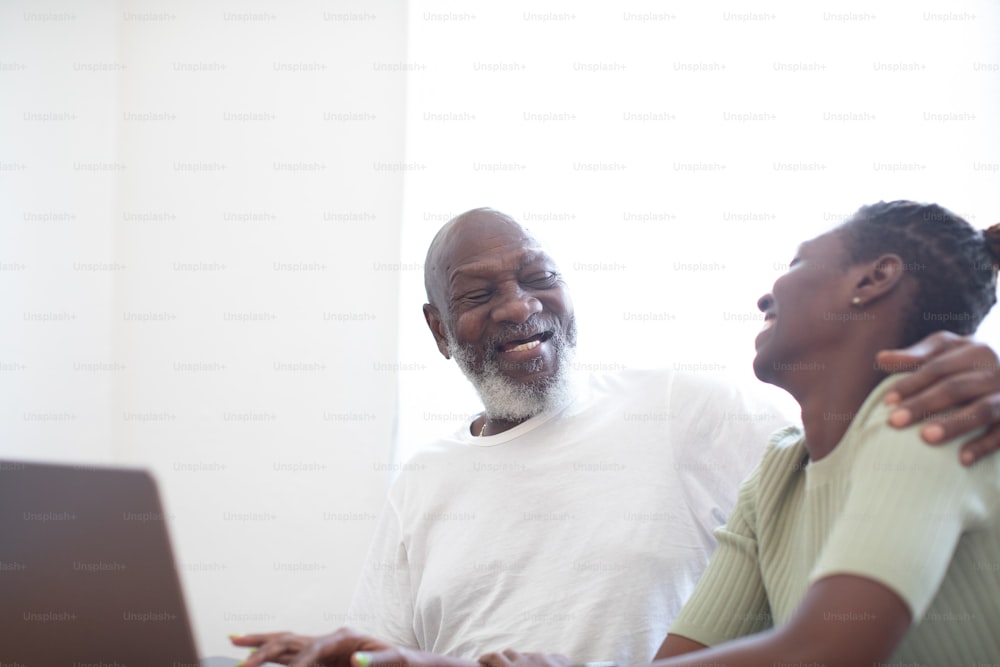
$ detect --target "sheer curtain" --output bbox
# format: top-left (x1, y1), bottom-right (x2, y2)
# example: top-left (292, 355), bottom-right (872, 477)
top-left (1, 0), bottom-right (407, 656)
top-left (396, 0), bottom-right (1000, 462)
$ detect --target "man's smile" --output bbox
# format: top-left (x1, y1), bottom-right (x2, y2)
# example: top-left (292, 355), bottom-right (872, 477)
top-left (499, 331), bottom-right (553, 354)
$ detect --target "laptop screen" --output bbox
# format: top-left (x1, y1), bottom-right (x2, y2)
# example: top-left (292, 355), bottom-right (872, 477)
top-left (0, 459), bottom-right (204, 665)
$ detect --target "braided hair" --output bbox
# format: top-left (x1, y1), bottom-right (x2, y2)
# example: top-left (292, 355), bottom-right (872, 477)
top-left (837, 200), bottom-right (1000, 347)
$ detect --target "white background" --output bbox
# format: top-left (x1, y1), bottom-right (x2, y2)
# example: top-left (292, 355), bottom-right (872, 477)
top-left (2, 0), bottom-right (999, 659)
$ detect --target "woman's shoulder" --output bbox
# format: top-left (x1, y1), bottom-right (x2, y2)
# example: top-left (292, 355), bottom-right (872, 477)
top-left (847, 373), bottom-right (913, 433)
top-left (740, 425), bottom-right (808, 499)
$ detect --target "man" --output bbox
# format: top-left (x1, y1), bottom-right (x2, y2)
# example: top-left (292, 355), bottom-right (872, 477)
top-left (234, 208), bottom-right (1000, 667)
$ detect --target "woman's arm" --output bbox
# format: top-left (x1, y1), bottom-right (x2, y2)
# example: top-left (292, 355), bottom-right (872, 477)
top-left (648, 574), bottom-right (910, 667)
top-left (495, 574), bottom-right (909, 667)
top-left (653, 634), bottom-right (706, 660)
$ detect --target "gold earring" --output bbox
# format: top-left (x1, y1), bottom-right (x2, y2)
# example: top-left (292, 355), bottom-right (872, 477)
top-left (852, 296), bottom-right (862, 306)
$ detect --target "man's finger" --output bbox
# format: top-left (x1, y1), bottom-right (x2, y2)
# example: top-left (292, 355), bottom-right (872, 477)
top-left (231, 631), bottom-right (286, 647)
top-left (888, 369), bottom-right (996, 427)
top-left (288, 643), bottom-right (340, 667)
top-left (875, 331), bottom-right (966, 371)
top-left (880, 347), bottom-right (983, 409)
top-left (880, 337), bottom-right (1000, 409)
top-left (958, 423), bottom-right (1000, 466)
top-left (240, 646), bottom-right (297, 667)
top-left (238, 633), bottom-right (305, 667)
top-left (351, 649), bottom-right (412, 667)
top-left (918, 394), bottom-right (1000, 441)
top-left (889, 371), bottom-right (1000, 426)
top-left (282, 631), bottom-right (371, 667)
top-left (914, 394), bottom-right (1000, 447)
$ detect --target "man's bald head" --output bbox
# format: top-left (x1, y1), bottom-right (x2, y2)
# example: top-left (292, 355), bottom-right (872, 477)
top-left (423, 208), bottom-right (542, 309)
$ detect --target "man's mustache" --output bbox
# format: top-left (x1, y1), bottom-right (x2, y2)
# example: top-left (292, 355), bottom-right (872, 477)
top-left (483, 318), bottom-right (562, 357)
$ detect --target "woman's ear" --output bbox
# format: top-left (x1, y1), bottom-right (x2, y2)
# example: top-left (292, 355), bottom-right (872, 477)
top-left (853, 254), bottom-right (907, 304)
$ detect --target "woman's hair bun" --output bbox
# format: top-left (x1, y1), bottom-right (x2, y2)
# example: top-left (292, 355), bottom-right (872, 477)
top-left (983, 223), bottom-right (1000, 269)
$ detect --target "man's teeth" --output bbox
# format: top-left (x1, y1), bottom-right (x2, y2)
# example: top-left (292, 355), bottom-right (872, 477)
top-left (508, 340), bottom-right (541, 352)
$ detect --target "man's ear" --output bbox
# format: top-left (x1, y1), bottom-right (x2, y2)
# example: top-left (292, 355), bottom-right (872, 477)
top-left (423, 304), bottom-right (451, 359)
top-left (853, 254), bottom-right (906, 304)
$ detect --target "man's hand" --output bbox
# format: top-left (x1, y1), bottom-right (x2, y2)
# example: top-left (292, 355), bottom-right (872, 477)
top-left (230, 628), bottom-right (478, 667)
top-left (479, 649), bottom-right (572, 667)
top-left (877, 331), bottom-right (1000, 465)
top-left (230, 627), bottom-right (392, 667)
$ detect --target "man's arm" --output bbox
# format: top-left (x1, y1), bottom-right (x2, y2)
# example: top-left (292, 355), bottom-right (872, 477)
top-left (879, 332), bottom-right (1000, 464)
top-left (660, 449), bottom-right (774, 649)
top-left (231, 497), bottom-right (421, 666)
top-left (344, 497), bottom-right (421, 646)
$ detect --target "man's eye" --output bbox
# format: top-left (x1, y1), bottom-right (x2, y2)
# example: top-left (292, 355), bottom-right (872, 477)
top-left (526, 272), bottom-right (557, 287)
top-left (464, 291), bottom-right (492, 303)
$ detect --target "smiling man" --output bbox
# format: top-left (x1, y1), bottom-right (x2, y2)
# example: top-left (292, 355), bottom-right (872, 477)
top-left (339, 208), bottom-right (793, 665)
top-left (234, 207), bottom-right (1000, 667)
top-left (423, 208), bottom-right (579, 435)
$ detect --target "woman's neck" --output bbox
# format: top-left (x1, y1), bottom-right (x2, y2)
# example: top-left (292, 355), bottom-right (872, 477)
top-left (784, 344), bottom-right (888, 461)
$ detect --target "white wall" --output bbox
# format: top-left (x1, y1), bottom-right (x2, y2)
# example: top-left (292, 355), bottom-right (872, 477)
top-left (1, 0), bottom-right (407, 657)
top-left (397, 0), bottom-right (1000, 460)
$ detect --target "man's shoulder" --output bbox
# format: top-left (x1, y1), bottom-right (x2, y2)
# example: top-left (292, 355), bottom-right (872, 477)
top-left (579, 365), bottom-right (791, 425)
top-left (585, 364), bottom-right (766, 397)
top-left (387, 431), bottom-right (476, 485)
top-left (579, 365), bottom-right (670, 387)
top-left (581, 365), bottom-right (721, 396)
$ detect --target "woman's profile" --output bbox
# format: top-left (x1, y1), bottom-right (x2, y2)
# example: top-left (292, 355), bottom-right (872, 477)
top-left (647, 199), bottom-right (1000, 664)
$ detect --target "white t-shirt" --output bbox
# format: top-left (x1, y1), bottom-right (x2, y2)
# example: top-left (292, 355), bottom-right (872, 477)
top-left (347, 369), bottom-right (788, 667)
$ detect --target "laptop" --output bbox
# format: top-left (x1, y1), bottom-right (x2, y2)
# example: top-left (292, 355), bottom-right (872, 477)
top-left (0, 458), bottom-right (239, 666)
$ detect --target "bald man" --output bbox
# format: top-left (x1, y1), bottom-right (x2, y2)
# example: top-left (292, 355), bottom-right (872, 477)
top-left (353, 207), bottom-right (782, 664)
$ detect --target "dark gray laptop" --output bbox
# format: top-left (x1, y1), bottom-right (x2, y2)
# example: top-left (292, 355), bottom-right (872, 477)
top-left (0, 458), bottom-right (238, 666)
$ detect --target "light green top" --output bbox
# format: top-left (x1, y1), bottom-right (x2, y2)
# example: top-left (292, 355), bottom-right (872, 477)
top-left (669, 375), bottom-right (1000, 662)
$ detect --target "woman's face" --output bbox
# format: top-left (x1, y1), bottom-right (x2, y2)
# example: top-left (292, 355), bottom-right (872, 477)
top-left (753, 231), bottom-right (860, 388)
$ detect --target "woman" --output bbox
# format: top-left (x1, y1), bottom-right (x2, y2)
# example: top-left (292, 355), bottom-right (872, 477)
top-left (484, 200), bottom-right (1000, 666)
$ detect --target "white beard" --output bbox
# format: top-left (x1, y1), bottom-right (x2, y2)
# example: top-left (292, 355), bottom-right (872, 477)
top-left (446, 323), bottom-right (576, 422)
